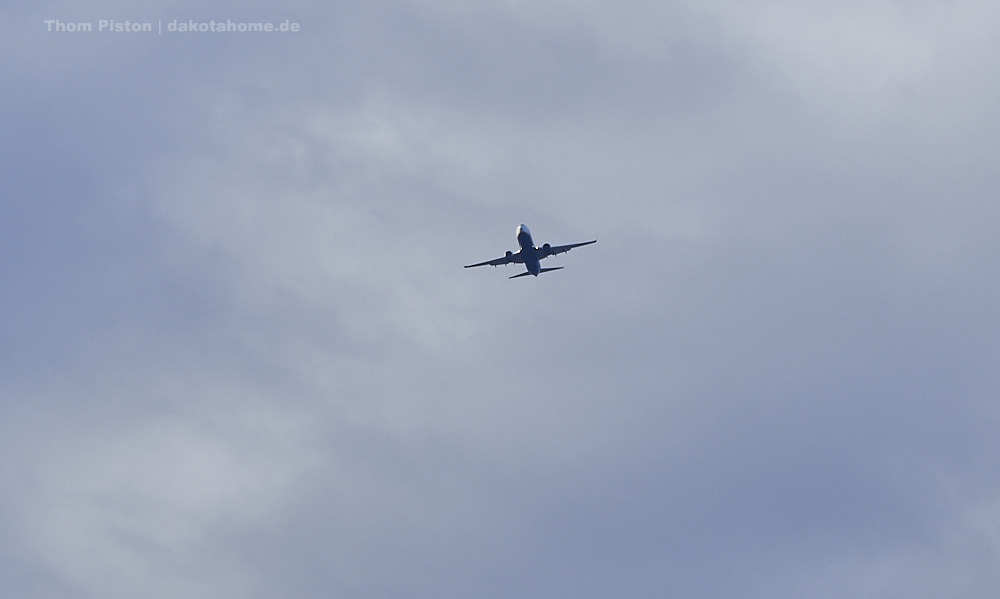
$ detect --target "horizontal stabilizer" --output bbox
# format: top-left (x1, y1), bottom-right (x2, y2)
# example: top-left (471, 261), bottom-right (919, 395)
top-left (509, 267), bottom-right (563, 279)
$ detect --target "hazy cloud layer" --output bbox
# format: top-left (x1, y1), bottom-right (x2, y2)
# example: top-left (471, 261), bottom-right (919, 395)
top-left (3, 1), bottom-right (999, 597)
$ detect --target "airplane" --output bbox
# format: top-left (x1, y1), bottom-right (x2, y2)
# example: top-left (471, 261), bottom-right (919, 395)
top-left (464, 224), bottom-right (596, 279)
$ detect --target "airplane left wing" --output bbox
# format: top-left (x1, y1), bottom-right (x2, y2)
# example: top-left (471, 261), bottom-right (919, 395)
top-left (464, 252), bottom-right (523, 268)
top-left (541, 239), bottom-right (597, 258)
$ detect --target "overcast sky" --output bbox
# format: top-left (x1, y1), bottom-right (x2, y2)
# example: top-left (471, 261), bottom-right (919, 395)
top-left (3, 1), bottom-right (1000, 597)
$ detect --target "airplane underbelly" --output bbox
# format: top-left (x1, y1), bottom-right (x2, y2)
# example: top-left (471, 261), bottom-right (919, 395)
top-left (525, 255), bottom-right (541, 275)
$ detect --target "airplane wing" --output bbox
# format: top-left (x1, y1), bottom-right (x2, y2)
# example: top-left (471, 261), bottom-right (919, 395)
top-left (541, 239), bottom-right (597, 258)
top-left (464, 251), bottom-right (524, 268)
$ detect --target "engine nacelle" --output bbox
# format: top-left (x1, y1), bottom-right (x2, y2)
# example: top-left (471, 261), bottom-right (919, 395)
top-left (541, 243), bottom-right (551, 256)
top-left (505, 250), bottom-right (513, 258)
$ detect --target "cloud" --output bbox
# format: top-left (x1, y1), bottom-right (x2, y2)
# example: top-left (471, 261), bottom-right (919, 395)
top-left (4, 1), bottom-right (1000, 597)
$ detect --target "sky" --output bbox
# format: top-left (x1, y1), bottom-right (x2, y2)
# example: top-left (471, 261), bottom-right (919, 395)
top-left (3, 1), bottom-right (1000, 597)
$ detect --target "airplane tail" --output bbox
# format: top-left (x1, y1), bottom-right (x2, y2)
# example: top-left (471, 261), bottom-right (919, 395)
top-left (509, 267), bottom-right (563, 279)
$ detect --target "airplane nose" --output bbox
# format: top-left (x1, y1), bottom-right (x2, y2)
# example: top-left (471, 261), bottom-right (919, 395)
top-left (517, 224), bottom-right (530, 236)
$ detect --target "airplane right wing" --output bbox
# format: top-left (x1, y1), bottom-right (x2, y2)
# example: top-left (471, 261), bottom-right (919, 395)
top-left (541, 239), bottom-right (597, 258)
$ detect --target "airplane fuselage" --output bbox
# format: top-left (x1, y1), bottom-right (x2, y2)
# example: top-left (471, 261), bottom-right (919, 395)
top-left (516, 224), bottom-right (542, 276)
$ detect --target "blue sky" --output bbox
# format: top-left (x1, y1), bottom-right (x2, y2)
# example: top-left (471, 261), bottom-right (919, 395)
top-left (3, 1), bottom-right (1000, 597)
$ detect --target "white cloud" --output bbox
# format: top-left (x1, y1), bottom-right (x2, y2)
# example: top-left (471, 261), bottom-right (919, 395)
top-left (3, 374), bottom-right (321, 598)
top-left (5, 0), bottom-right (1000, 596)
